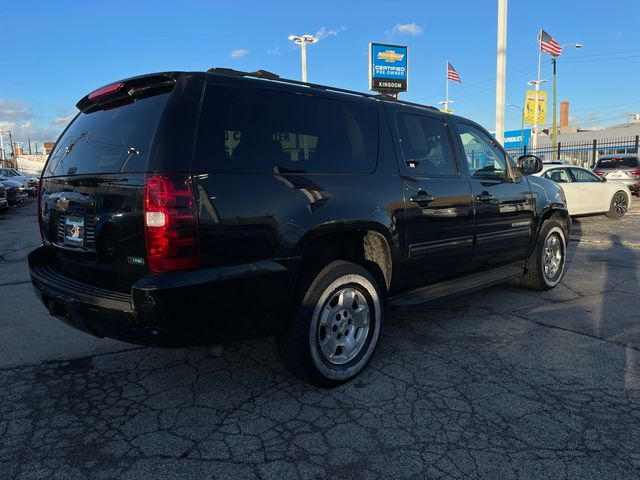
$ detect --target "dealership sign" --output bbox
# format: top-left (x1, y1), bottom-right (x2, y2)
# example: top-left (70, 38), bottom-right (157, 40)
top-left (369, 43), bottom-right (408, 94)
top-left (503, 128), bottom-right (531, 150)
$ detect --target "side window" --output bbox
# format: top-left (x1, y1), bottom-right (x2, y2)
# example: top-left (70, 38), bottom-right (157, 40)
top-left (542, 168), bottom-right (571, 183)
top-left (396, 113), bottom-right (457, 176)
top-left (570, 168), bottom-right (599, 183)
top-left (456, 123), bottom-right (509, 180)
top-left (195, 85), bottom-right (378, 174)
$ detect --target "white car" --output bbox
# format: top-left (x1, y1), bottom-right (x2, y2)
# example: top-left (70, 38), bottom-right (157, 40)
top-left (535, 165), bottom-right (631, 217)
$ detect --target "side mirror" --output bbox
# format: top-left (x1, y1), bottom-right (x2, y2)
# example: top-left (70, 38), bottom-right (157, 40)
top-left (517, 154), bottom-right (543, 175)
top-left (600, 176), bottom-right (607, 182)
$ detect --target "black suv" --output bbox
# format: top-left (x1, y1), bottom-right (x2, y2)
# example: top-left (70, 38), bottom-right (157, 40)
top-left (29, 69), bottom-right (570, 386)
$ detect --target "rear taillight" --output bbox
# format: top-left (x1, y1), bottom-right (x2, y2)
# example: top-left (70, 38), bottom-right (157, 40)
top-left (630, 170), bottom-right (640, 176)
top-left (144, 174), bottom-right (199, 272)
top-left (594, 170), bottom-right (603, 176)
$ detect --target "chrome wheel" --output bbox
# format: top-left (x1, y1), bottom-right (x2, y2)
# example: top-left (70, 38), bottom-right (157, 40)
top-left (612, 193), bottom-right (628, 216)
top-left (317, 287), bottom-right (370, 365)
top-left (543, 232), bottom-right (563, 280)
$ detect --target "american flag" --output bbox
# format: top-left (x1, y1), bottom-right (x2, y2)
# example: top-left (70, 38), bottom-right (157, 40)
top-left (447, 62), bottom-right (461, 83)
top-left (539, 29), bottom-right (562, 56)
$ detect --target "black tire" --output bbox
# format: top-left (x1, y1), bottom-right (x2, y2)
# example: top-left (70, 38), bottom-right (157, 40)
top-left (521, 219), bottom-right (567, 291)
top-left (277, 260), bottom-right (383, 387)
top-left (605, 190), bottom-right (629, 218)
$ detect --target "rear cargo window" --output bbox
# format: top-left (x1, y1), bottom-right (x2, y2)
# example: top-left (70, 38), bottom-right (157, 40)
top-left (194, 85), bottom-right (378, 174)
top-left (45, 93), bottom-right (169, 177)
top-left (596, 157), bottom-right (639, 169)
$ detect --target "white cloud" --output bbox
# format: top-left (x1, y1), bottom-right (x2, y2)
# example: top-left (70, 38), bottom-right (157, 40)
top-left (315, 26), bottom-right (345, 40)
top-left (0, 98), bottom-right (69, 145)
top-left (51, 115), bottom-right (74, 127)
top-left (267, 46), bottom-right (281, 55)
top-left (391, 22), bottom-right (423, 36)
top-left (230, 49), bottom-right (249, 59)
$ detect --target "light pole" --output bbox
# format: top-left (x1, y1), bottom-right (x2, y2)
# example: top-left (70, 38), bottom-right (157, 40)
top-left (507, 104), bottom-right (525, 152)
top-left (288, 34), bottom-right (318, 83)
top-left (495, 0), bottom-right (508, 145)
top-left (551, 42), bottom-right (582, 149)
top-left (528, 79), bottom-right (547, 149)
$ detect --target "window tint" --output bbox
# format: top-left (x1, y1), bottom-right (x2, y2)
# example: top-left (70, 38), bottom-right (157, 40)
top-left (396, 114), bottom-right (457, 176)
top-left (456, 123), bottom-right (509, 180)
top-left (543, 168), bottom-right (571, 183)
top-left (45, 93), bottom-right (169, 177)
top-left (570, 168), bottom-right (599, 183)
top-left (195, 85), bottom-right (378, 174)
top-left (596, 157), bottom-right (639, 169)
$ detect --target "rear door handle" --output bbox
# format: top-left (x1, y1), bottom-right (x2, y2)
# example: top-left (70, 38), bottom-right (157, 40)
top-left (410, 191), bottom-right (435, 204)
top-left (476, 193), bottom-right (495, 203)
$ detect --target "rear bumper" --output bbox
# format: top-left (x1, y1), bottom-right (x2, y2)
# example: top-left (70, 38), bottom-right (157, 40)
top-left (28, 246), bottom-right (297, 346)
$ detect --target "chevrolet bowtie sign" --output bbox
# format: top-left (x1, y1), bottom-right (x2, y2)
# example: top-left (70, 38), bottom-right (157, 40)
top-left (369, 43), bottom-right (408, 95)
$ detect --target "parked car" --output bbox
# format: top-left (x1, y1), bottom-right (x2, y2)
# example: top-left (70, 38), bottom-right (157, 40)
top-left (593, 154), bottom-right (640, 196)
top-left (0, 175), bottom-right (27, 206)
top-left (28, 69), bottom-right (571, 386)
top-left (0, 168), bottom-right (37, 196)
top-left (537, 165), bottom-right (631, 217)
top-left (0, 184), bottom-right (8, 211)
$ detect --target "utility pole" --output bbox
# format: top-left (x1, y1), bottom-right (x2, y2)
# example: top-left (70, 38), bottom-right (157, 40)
top-left (8, 131), bottom-right (14, 159)
top-left (495, 0), bottom-right (508, 144)
top-left (551, 43), bottom-right (581, 148)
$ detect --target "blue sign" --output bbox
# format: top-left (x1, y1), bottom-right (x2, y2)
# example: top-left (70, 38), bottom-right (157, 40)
top-left (503, 128), bottom-right (531, 150)
top-left (369, 43), bottom-right (408, 93)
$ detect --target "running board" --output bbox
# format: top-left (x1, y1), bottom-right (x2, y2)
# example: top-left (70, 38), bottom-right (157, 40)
top-left (388, 263), bottom-right (523, 308)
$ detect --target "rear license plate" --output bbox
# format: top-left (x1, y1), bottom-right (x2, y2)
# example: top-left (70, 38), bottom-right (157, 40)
top-left (65, 216), bottom-right (85, 247)
top-left (609, 172), bottom-right (624, 178)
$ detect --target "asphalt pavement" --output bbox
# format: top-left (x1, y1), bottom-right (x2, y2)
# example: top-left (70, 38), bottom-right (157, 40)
top-left (1, 197), bottom-right (639, 479)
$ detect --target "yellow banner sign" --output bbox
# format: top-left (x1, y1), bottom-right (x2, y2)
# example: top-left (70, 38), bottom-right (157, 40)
top-left (524, 90), bottom-right (547, 125)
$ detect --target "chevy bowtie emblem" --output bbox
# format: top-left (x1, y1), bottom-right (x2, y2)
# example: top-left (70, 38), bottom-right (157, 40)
top-left (377, 50), bottom-right (404, 62)
top-left (56, 197), bottom-right (70, 212)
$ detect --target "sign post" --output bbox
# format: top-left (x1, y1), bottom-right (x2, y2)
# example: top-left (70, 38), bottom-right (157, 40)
top-left (369, 43), bottom-right (408, 97)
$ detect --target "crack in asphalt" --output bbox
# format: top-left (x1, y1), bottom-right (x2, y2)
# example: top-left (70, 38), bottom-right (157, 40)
top-left (512, 312), bottom-right (640, 354)
top-left (0, 280), bottom-right (31, 288)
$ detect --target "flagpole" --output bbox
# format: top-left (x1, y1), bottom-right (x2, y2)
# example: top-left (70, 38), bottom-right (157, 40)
top-left (445, 61), bottom-right (449, 112)
top-left (532, 29), bottom-right (543, 149)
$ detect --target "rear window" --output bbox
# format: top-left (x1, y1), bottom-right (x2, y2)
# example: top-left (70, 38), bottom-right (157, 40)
top-left (596, 157), bottom-right (639, 169)
top-left (45, 93), bottom-right (170, 177)
top-left (194, 85), bottom-right (378, 174)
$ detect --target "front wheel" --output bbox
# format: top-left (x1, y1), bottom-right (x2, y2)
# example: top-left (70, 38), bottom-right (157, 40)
top-left (605, 191), bottom-right (629, 218)
top-left (277, 260), bottom-right (383, 387)
top-left (521, 219), bottom-right (567, 291)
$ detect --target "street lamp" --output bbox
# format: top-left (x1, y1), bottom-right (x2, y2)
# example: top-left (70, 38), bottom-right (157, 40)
top-left (288, 34), bottom-right (318, 83)
top-left (507, 104), bottom-right (525, 152)
top-left (551, 42), bottom-right (582, 150)
top-left (528, 79), bottom-right (547, 149)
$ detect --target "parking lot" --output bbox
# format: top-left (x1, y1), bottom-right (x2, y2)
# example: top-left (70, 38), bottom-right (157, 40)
top-left (1, 198), bottom-right (639, 479)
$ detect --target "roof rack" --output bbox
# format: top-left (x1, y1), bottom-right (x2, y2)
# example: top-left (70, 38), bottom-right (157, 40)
top-left (206, 67), bottom-right (439, 111)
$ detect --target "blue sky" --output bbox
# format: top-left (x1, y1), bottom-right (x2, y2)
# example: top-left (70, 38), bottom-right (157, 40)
top-left (2, 0), bottom-right (640, 146)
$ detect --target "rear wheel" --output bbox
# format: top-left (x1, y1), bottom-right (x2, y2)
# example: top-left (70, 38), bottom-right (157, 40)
top-left (277, 260), bottom-right (383, 387)
top-left (606, 191), bottom-right (629, 218)
top-left (521, 219), bottom-right (567, 291)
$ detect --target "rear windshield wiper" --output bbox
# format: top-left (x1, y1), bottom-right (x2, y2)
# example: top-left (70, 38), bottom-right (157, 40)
top-left (47, 132), bottom-right (88, 176)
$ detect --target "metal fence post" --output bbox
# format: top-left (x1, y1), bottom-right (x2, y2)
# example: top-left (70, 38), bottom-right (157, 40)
top-left (556, 142), bottom-right (561, 160)
top-left (635, 135), bottom-right (639, 153)
top-left (591, 139), bottom-right (597, 168)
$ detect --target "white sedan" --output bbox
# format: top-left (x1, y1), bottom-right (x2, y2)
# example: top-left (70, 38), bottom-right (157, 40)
top-left (535, 165), bottom-right (631, 217)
